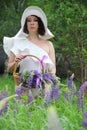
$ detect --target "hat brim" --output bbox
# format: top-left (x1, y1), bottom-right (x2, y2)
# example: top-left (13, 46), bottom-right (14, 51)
top-left (21, 6), bottom-right (47, 28)
top-left (21, 6), bottom-right (54, 40)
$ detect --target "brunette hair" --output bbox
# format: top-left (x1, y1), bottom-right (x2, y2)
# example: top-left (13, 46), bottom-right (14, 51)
top-left (23, 15), bottom-right (45, 35)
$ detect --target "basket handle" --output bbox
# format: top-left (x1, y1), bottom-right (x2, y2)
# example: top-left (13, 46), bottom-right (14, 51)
top-left (13, 54), bottom-right (45, 86)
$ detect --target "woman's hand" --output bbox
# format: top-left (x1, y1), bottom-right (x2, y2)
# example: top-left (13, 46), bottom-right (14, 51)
top-left (15, 54), bottom-right (25, 62)
top-left (8, 53), bottom-right (25, 73)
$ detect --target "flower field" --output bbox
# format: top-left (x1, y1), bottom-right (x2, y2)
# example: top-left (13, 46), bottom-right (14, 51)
top-left (0, 74), bottom-right (87, 130)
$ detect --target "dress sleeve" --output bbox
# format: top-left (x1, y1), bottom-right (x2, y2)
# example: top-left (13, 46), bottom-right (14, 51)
top-left (10, 42), bottom-right (19, 55)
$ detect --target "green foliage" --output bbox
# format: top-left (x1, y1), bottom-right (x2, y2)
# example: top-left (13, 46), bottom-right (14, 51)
top-left (0, 74), bottom-right (14, 95)
top-left (0, 0), bottom-right (28, 44)
top-left (82, 48), bottom-right (87, 63)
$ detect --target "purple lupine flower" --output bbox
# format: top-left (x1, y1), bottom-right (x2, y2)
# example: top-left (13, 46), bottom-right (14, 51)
top-left (0, 90), bottom-right (9, 115)
top-left (36, 78), bottom-right (40, 90)
top-left (28, 93), bottom-right (34, 104)
top-left (78, 81), bottom-right (87, 112)
top-left (32, 70), bottom-right (41, 89)
top-left (26, 76), bottom-right (33, 88)
top-left (67, 73), bottom-right (74, 89)
top-left (78, 91), bottom-right (84, 112)
top-left (0, 93), bottom-right (16, 116)
top-left (45, 91), bottom-right (51, 102)
top-left (0, 93), bottom-right (2, 101)
top-left (79, 81), bottom-right (87, 93)
top-left (84, 112), bottom-right (87, 118)
top-left (32, 75), bottom-right (39, 87)
top-left (41, 82), bottom-right (45, 89)
top-left (29, 71), bottom-right (41, 87)
top-left (50, 87), bottom-right (59, 100)
top-left (42, 73), bottom-right (57, 84)
top-left (82, 119), bottom-right (87, 127)
top-left (66, 73), bottom-right (76, 103)
top-left (0, 103), bottom-right (8, 116)
top-left (77, 92), bottom-right (81, 112)
top-left (82, 112), bottom-right (87, 128)
top-left (15, 88), bottom-right (22, 100)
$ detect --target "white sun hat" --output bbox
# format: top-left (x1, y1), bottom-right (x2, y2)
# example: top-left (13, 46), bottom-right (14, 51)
top-left (3, 6), bottom-right (54, 57)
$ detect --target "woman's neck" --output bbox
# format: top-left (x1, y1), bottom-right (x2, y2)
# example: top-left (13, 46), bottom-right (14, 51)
top-left (28, 34), bottom-right (40, 41)
top-left (28, 34), bottom-right (42, 44)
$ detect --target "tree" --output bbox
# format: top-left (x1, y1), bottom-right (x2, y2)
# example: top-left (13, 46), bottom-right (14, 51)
top-left (47, 0), bottom-right (87, 82)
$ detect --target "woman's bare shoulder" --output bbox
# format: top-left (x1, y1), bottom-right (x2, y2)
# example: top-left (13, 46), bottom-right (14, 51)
top-left (46, 40), bottom-right (54, 49)
top-left (41, 39), bottom-right (53, 45)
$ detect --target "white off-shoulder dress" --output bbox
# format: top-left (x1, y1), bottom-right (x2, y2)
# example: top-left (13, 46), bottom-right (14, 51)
top-left (10, 38), bottom-right (54, 73)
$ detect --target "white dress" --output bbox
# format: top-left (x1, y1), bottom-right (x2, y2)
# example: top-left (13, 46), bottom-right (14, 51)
top-left (11, 38), bottom-right (54, 73)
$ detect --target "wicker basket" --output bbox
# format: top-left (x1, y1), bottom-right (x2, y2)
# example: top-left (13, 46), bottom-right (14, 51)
top-left (13, 54), bottom-right (44, 86)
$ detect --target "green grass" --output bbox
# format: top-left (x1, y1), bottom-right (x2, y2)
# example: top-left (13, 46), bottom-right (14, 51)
top-left (0, 74), bottom-right (87, 130)
top-left (0, 74), bottom-right (14, 95)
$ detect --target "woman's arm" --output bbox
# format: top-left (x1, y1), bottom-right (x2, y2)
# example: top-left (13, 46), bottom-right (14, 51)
top-left (7, 52), bottom-right (16, 73)
top-left (48, 41), bottom-right (56, 74)
top-left (8, 52), bottom-right (24, 73)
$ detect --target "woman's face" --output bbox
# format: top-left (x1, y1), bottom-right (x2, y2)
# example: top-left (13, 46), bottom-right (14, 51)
top-left (26, 15), bottom-right (39, 34)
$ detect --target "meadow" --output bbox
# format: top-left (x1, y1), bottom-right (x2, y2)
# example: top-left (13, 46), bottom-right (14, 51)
top-left (0, 74), bottom-right (87, 130)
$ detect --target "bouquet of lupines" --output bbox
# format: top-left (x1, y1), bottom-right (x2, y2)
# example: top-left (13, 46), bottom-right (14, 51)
top-left (18, 70), bottom-right (59, 90)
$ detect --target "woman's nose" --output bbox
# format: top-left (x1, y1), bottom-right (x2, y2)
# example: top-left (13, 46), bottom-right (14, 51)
top-left (30, 21), bottom-right (34, 25)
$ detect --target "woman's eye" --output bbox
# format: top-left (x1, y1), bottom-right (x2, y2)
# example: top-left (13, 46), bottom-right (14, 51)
top-left (27, 19), bottom-right (31, 22)
top-left (34, 19), bottom-right (38, 22)
top-left (27, 19), bottom-right (38, 22)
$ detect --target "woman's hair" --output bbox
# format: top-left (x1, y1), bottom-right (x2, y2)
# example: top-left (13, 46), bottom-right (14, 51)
top-left (23, 15), bottom-right (45, 35)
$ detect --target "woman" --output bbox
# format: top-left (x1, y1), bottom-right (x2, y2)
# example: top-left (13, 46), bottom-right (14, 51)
top-left (3, 6), bottom-right (56, 75)
top-left (3, 6), bottom-right (57, 99)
